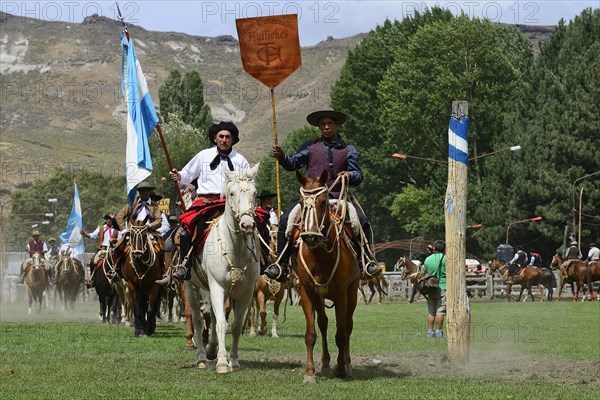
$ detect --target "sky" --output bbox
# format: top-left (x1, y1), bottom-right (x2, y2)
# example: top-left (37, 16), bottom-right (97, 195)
top-left (3, 1), bottom-right (598, 45)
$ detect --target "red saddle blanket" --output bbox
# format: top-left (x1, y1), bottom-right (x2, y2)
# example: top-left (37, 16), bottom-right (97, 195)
top-left (179, 198), bottom-right (269, 253)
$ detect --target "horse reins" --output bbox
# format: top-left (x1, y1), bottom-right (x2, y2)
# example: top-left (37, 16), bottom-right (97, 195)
top-left (127, 225), bottom-right (158, 281)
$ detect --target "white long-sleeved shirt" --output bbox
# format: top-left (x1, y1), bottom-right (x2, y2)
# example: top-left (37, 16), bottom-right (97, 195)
top-left (178, 147), bottom-right (250, 195)
top-left (89, 224), bottom-right (122, 247)
top-left (157, 213), bottom-right (170, 237)
top-left (587, 246), bottom-right (600, 262)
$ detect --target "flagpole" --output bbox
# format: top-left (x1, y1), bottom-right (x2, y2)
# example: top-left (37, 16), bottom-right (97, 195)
top-left (116, 3), bottom-right (186, 212)
top-left (270, 89), bottom-right (282, 217)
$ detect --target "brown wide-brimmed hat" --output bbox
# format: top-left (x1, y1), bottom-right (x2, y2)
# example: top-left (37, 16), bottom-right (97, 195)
top-left (257, 190), bottom-right (276, 199)
top-left (306, 109), bottom-right (347, 127)
top-left (208, 121), bottom-right (240, 145)
top-left (31, 229), bottom-right (41, 236)
top-left (137, 181), bottom-right (155, 191)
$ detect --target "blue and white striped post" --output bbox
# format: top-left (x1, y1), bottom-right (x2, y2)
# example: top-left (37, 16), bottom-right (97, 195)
top-left (445, 101), bottom-right (470, 363)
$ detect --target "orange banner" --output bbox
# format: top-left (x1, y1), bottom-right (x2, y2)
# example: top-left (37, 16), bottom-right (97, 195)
top-left (236, 14), bottom-right (301, 89)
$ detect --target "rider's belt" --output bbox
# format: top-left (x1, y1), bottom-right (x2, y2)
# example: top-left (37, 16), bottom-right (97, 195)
top-left (197, 193), bottom-right (221, 202)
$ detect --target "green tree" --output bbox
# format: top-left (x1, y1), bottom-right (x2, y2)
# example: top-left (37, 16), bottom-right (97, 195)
top-left (330, 8), bottom-right (455, 242)
top-left (158, 69), bottom-right (213, 132)
top-left (483, 8), bottom-right (600, 256)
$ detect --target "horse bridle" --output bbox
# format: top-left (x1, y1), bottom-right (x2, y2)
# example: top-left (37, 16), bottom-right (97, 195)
top-left (128, 225), bottom-right (157, 280)
top-left (224, 179), bottom-right (256, 234)
top-left (299, 185), bottom-right (332, 244)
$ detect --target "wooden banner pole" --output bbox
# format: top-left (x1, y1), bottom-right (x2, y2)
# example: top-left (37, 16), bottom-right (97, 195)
top-left (270, 89), bottom-right (282, 216)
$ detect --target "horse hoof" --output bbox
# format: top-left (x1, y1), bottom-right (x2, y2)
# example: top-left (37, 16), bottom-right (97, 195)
top-left (216, 364), bottom-right (230, 374)
top-left (249, 332), bottom-right (256, 337)
top-left (321, 367), bottom-right (334, 377)
top-left (229, 362), bottom-right (240, 372)
top-left (271, 333), bottom-right (279, 338)
top-left (197, 361), bottom-right (208, 369)
top-left (303, 375), bottom-right (317, 384)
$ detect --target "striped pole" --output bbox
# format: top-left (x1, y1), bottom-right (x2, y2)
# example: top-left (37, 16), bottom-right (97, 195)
top-left (445, 101), bottom-right (470, 363)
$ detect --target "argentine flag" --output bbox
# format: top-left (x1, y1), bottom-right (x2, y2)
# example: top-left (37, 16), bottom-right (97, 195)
top-left (121, 31), bottom-right (159, 206)
top-left (59, 182), bottom-right (84, 259)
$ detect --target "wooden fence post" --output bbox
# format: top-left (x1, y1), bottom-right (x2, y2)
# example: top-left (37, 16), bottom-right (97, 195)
top-left (445, 101), bottom-right (470, 363)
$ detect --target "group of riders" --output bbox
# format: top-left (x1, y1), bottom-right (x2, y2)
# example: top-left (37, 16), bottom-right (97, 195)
top-left (18, 109), bottom-right (382, 291)
top-left (506, 241), bottom-right (599, 280)
top-left (17, 230), bottom-right (84, 285)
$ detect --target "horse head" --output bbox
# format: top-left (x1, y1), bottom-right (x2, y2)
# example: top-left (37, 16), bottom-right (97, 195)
top-left (31, 252), bottom-right (43, 271)
top-left (223, 164), bottom-right (259, 235)
top-left (129, 223), bottom-right (151, 262)
top-left (489, 259), bottom-right (506, 274)
top-left (296, 168), bottom-right (330, 250)
top-left (550, 253), bottom-right (563, 269)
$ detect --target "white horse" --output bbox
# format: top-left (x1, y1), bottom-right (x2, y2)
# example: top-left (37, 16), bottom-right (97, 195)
top-left (185, 164), bottom-right (261, 373)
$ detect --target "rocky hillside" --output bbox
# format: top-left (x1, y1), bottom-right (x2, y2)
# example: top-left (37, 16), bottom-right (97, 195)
top-left (0, 12), bottom-right (553, 190)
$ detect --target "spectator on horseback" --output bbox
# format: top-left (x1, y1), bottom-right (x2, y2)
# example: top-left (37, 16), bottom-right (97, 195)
top-left (264, 108), bottom-right (381, 283)
top-left (156, 121), bottom-right (250, 285)
top-left (508, 246), bottom-right (528, 276)
top-left (115, 181), bottom-right (163, 236)
top-left (80, 212), bottom-right (121, 287)
top-left (529, 251), bottom-right (543, 268)
top-left (17, 230), bottom-right (49, 283)
top-left (586, 242), bottom-right (599, 265)
top-left (47, 238), bottom-right (59, 259)
top-left (424, 240), bottom-right (446, 339)
top-left (561, 240), bottom-right (582, 269)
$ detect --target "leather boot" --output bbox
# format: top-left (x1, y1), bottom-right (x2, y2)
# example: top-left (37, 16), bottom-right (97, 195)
top-left (169, 233), bottom-right (193, 282)
top-left (264, 240), bottom-right (291, 283)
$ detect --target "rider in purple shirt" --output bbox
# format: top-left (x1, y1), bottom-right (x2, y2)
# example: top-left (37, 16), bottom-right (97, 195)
top-left (264, 109), bottom-right (381, 282)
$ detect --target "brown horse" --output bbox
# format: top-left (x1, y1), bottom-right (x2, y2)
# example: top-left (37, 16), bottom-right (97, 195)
top-left (249, 275), bottom-right (287, 337)
top-left (295, 169), bottom-right (359, 383)
top-left (121, 224), bottom-right (163, 337)
top-left (586, 261), bottom-right (600, 300)
top-left (358, 275), bottom-right (388, 304)
top-left (54, 252), bottom-right (83, 310)
top-left (551, 254), bottom-right (589, 301)
top-left (164, 246), bottom-right (195, 349)
top-left (24, 252), bottom-right (48, 314)
top-left (489, 260), bottom-right (552, 302)
top-left (395, 257), bottom-right (425, 303)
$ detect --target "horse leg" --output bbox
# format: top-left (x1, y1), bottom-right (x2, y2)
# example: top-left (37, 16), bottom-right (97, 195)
top-left (272, 290), bottom-right (284, 338)
top-left (368, 281), bottom-right (376, 304)
top-left (179, 281), bottom-right (195, 351)
top-left (506, 282), bottom-right (512, 302)
top-left (127, 282), bottom-right (144, 337)
top-left (209, 287), bottom-right (230, 374)
top-left (146, 286), bottom-right (161, 336)
top-left (358, 283), bottom-right (367, 304)
top-left (184, 282), bottom-right (209, 368)
top-left (257, 290), bottom-right (267, 336)
top-left (99, 294), bottom-right (108, 323)
top-left (342, 280), bottom-right (358, 378)
top-left (248, 296), bottom-right (257, 337)
top-left (300, 288), bottom-right (318, 383)
top-left (229, 290), bottom-right (253, 372)
top-left (315, 300), bottom-right (331, 377)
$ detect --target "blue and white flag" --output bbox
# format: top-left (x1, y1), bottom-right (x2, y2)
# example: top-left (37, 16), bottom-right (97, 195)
top-left (59, 182), bottom-right (84, 259)
top-left (121, 31), bottom-right (159, 206)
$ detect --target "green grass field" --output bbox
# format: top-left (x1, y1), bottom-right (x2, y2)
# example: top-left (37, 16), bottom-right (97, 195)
top-left (1, 299), bottom-right (599, 399)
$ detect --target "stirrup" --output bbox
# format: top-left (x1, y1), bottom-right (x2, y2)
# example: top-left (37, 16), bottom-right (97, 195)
top-left (171, 264), bottom-right (190, 281)
top-left (364, 260), bottom-right (382, 277)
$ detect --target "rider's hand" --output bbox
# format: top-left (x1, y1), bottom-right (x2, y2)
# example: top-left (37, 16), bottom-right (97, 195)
top-left (271, 145), bottom-right (283, 159)
top-left (337, 171), bottom-right (352, 179)
top-left (169, 168), bottom-right (180, 182)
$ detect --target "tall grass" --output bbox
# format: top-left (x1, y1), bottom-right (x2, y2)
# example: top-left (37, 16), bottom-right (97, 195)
top-left (1, 300), bottom-right (598, 399)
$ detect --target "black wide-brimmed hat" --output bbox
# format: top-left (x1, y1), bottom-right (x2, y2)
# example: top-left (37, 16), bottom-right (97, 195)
top-left (306, 109), bottom-right (347, 127)
top-left (103, 212), bottom-right (114, 219)
top-left (208, 121), bottom-right (240, 145)
top-left (137, 181), bottom-right (156, 191)
top-left (257, 189), bottom-right (276, 199)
